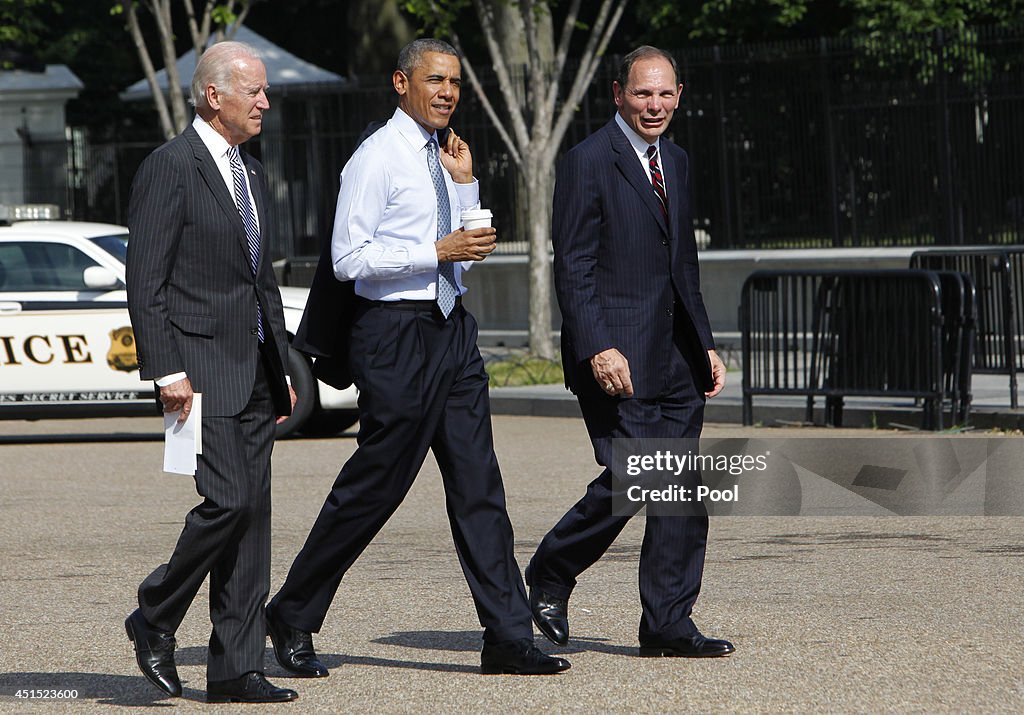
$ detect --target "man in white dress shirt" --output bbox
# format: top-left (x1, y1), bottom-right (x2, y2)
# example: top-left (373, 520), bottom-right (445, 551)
top-left (265, 39), bottom-right (570, 677)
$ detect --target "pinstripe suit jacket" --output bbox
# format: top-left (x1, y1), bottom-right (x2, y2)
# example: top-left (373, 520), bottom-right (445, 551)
top-left (126, 125), bottom-right (290, 417)
top-left (553, 119), bottom-right (715, 400)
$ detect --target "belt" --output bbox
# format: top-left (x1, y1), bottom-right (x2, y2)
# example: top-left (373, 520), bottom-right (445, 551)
top-left (364, 296), bottom-right (462, 312)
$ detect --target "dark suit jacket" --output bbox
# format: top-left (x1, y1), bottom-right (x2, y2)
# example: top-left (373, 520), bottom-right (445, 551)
top-left (291, 238), bottom-right (356, 390)
top-left (553, 119), bottom-right (715, 400)
top-left (126, 124), bottom-right (290, 417)
top-left (289, 120), bottom-right (391, 390)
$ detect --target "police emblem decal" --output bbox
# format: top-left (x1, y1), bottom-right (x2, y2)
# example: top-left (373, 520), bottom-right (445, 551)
top-left (107, 327), bottom-right (139, 372)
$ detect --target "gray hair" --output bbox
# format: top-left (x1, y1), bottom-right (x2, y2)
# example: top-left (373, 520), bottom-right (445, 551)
top-left (190, 40), bottom-right (262, 109)
top-left (396, 38), bottom-right (458, 76)
top-left (616, 45), bottom-right (679, 89)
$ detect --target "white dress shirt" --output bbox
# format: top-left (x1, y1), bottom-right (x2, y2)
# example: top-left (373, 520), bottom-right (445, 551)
top-left (192, 115), bottom-right (260, 231)
top-left (614, 112), bottom-right (667, 190)
top-left (331, 107), bottom-right (480, 301)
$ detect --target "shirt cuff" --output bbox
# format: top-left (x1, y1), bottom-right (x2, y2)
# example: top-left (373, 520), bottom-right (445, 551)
top-left (410, 241), bottom-right (439, 270)
top-left (455, 178), bottom-right (480, 211)
top-left (155, 372), bottom-right (187, 387)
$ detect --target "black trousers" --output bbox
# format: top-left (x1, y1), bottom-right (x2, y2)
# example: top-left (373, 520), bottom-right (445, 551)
top-left (526, 342), bottom-right (708, 642)
top-left (138, 351), bottom-right (276, 682)
top-left (271, 302), bottom-right (532, 644)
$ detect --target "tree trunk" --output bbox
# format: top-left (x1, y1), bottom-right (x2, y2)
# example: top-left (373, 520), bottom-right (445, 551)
top-left (525, 149), bottom-right (555, 359)
top-left (424, 0), bottom-right (623, 359)
top-left (124, 1), bottom-right (175, 140)
top-left (490, 0), bottom-right (555, 358)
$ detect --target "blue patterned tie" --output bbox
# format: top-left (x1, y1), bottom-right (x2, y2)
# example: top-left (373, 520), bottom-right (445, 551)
top-left (427, 139), bottom-right (458, 318)
top-left (228, 145), bottom-right (264, 341)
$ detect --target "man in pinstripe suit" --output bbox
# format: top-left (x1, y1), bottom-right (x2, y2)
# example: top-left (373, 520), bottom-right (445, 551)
top-left (526, 46), bottom-right (734, 659)
top-left (124, 42), bottom-right (298, 703)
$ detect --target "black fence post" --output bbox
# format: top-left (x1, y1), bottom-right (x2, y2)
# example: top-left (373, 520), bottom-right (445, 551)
top-left (820, 38), bottom-right (842, 248)
top-left (712, 46), bottom-right (734, 247)
top-left (935, 29), bottom-right (958, 245)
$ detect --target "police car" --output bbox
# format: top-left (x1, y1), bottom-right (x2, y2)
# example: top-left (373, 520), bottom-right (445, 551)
top-left (0, 206), bottom-right (358, 437)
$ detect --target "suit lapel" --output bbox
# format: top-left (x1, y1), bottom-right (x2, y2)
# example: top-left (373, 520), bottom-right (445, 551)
top-left (184, 126), bottom-right (252, 263)
top-left (607, 121), bottom-right (669, 237)
top-left (660, 144), bottom-right (682, 257)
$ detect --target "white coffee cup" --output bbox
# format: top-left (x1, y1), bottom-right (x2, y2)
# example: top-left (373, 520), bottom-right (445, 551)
top-left (462, 208), bottom-right (493, 230)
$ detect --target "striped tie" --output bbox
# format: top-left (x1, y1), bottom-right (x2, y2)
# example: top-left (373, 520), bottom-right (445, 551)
top-left (427, 139), bottom-right (458, 318)
top-left (647, 144), bottom-right (669, 224)
top-left (228, 145), bottom-right (264, 342)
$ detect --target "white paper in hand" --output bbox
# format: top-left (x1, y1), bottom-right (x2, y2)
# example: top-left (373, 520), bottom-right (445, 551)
top-left (193, 392), bottom-right (202, 455)
top-left (163, 393), bottom-right (202, 475)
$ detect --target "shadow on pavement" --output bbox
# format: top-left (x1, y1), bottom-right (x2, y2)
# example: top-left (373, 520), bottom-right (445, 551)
top-left (0, 671), bottom-right (203, 706)
top-left (179, 645), bottom-right (476, 676)
top-left (372, 630), bottom-right (637, 658)
top-left (329, 655), bottom-right (478, 674)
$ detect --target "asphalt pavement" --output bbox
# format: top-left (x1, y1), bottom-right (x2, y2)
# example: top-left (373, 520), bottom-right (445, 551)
top-left (0, 415), bottom-right (1022, 713)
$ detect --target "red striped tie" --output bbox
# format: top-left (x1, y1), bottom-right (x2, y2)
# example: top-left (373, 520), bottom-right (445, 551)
top-left (647, 145), bottom-right (668, 223)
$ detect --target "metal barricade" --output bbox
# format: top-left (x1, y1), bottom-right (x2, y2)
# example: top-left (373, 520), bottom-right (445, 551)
top-left (935, 271), bottom-right (976, 424)
top-left (740, 272), bottom-right (834, 425)
top-left (910, 248), bottom-right (1019, 408)
top-left (741, 270), bottom-right (955, 430)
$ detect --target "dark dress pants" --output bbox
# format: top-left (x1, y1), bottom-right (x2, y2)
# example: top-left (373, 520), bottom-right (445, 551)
top-left (526, 342), bottom-right (709, 642)
top-left (270, 302), bottom-right (533, 644)
top-left (137, 352), bottom-right (276, 682)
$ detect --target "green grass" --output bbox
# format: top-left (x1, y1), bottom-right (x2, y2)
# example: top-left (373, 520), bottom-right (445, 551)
top-left (487, 355), bottom-right (564, 387)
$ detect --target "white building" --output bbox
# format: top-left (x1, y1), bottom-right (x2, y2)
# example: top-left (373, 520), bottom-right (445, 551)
top-left (0, 65), bottom-right (83, 210)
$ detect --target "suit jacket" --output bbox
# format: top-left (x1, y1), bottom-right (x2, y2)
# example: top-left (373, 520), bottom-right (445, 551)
top-left (291, 237), bottom-right (356, 390)
top-left (553, 119), bottom-right (715, 400)
top-left (289, 119), bottom-right (391, 390)
top-left (126, 124), bottom-right (291, 417)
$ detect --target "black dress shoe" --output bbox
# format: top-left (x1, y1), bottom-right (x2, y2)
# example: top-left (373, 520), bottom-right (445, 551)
top-left (207, 672), bottom-right (298, 703)
top-left (639, 633), bottom-right (735, 658)
top-left (124, 609), bottom-right (181, 697)
top-left (481, 638), bottom-right (571, 675)
top-left (529, 587), bottom-right (569, 646)
top-left (265, 604), bottom-right (329, 677)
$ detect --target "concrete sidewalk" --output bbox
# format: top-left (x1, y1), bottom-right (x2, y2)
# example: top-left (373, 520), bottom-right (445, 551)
top-left (0, 415), bottom-right (1022, 713)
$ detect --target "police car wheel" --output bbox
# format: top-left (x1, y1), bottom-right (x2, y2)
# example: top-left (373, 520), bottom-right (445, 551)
top-left (275, 346), bottom-right (314, 439)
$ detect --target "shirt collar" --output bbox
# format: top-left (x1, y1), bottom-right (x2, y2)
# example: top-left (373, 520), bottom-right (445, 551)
top-left (192, 114), bottom-right (234, 159)
top-left (614, 111), bottom-right (660, 160)
top-left (392, 107), bottom-right (438, 152)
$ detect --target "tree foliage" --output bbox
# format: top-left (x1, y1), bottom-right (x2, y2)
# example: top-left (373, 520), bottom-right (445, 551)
top-left (0, 0), bottom-right (64, 69)
top-left (634, 0), bottom-right (1024, 48)
top-left (110, 1), bottom-right (256, 140)
top-left (844, 0), bottom-right (1024, 38)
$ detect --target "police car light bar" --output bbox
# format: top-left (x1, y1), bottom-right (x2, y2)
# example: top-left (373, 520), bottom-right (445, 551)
top-left (0, 203), bottom-right (62, 223)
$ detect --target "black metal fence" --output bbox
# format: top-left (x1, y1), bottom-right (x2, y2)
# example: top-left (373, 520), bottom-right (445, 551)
top-left (911, 247), bottom-right (1022, 407)
top-left (740, 269), bottom-right (976, 430)
top-left (22, 25), bottom-right (1024, 257)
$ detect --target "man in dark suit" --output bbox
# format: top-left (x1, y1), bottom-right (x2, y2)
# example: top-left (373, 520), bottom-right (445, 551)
top-left (526, 45), bottom-right (734, 659)
top-left (124, 41), bottom-right (298, 703)
top-left (264, 38), bottom-right (568, 677)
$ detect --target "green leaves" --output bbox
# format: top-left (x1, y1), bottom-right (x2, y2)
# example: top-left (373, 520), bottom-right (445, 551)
top-left (1, 0), bottom-right (64, 68)
top-left (210, 3), bottom-right (238, 26)
top-left (403, 0), bottom-right (472, 36)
